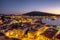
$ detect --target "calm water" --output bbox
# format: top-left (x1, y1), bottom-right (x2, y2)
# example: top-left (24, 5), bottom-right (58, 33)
top-left (42, 18), bottom-right (60, 26)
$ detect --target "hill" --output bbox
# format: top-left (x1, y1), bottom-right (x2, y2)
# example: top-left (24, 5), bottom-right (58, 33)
top-left (22, 11), bottom-right (58, 16)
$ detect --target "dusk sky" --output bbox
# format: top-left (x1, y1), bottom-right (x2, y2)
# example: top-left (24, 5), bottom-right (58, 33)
top-left (0, 0), bottom-right (60, 14)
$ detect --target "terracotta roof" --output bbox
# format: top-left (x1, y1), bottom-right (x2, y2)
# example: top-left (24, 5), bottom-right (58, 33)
top-left (41, 28), bottom-right (58, 38)
top-left (56, 34), bottom-right (60, 39)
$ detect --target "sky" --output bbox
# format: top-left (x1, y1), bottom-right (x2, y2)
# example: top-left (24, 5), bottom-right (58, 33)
top-left (0, 0), bottom-right (60, 14)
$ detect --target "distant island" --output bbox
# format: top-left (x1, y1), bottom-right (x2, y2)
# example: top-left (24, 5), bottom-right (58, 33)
top-left (22, 11), bottom-right (58, 16)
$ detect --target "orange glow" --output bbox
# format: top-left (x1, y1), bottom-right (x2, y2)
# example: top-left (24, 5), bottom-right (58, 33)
top-left (5, 26), bottom-right (50, 40)
top-left (5, 29), bottom-right (24, 39)
top-left (0, 20), bottom-right (3, 24)
top-left (41, 9), bottom-right (60, 15)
